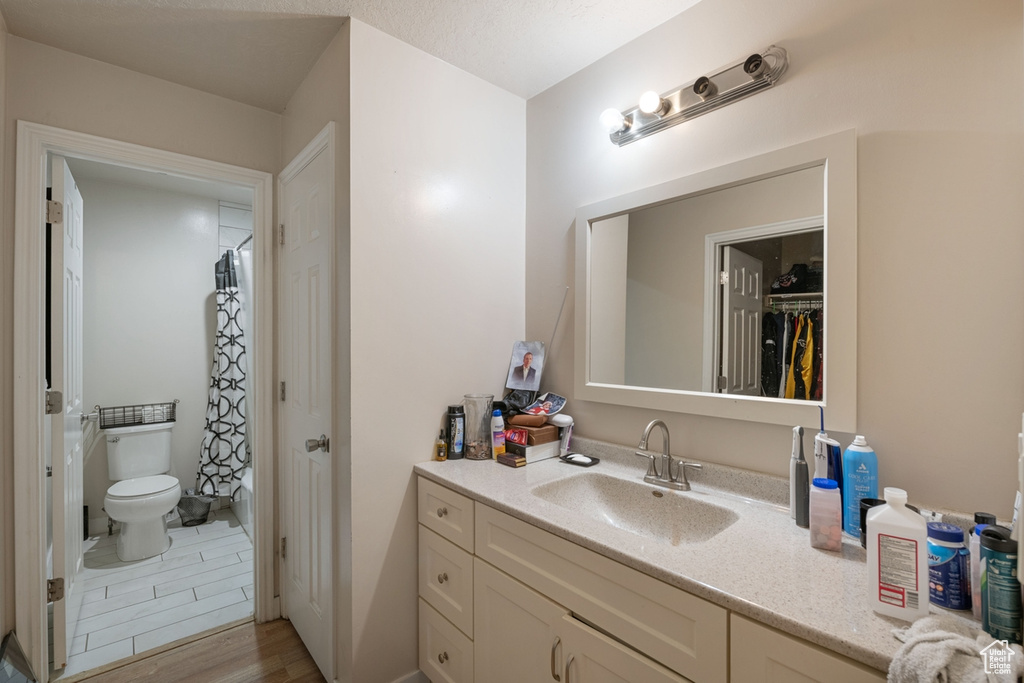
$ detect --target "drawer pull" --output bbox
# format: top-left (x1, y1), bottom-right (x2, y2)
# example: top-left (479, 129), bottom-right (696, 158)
top-left (565, 654), bottom-right (575, 683)
top-left (438, 651), bottom-right (449, 664)
top-left (438, 572), bottom-right (448, 584)
top-left (550, 636), bottom-right (561, 681)
top-left (437, 506), bottom-right (448, 518)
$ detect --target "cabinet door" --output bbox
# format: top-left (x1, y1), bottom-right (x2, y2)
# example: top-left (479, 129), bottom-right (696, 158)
top-left (475, 559), bottom-right (567, 683)
top-left (730, 615), bottom-right (886, 683)
top-left (560, 615), bottom-right (692, 683)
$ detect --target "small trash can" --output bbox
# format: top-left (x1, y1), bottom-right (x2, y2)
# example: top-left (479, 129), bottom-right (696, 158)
top-left (177, 488), bottom-right (217, 526)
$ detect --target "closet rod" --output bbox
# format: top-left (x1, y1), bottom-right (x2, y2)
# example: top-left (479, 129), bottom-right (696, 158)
top-left (236, 233), bottom-right (254, 249)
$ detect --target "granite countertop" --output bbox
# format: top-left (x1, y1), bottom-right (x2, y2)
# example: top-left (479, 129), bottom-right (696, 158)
top-left (414, 436), bottom-right (983, 673)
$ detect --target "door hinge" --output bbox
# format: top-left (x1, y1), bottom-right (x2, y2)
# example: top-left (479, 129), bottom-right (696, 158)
top-left (45, 390), bottom-right (63, 415)
top-left (46, 200), bottom-right (63, 225)
top-left (278, 224), bottom-right (285, 245)
top-left (47, 577), bottom-right (64, 602)
top-left (280, 537), bottom-right (287, 560)
top-left (719, 270), bottom-right (729, 285)
top-left (280, 381), bottom-right (286, 402)
top-left (717, 376), bottom-right (727, 391)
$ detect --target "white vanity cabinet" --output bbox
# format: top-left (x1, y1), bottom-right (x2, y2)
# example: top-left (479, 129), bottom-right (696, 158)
top-left (417, 476), bottom-right (888, 683)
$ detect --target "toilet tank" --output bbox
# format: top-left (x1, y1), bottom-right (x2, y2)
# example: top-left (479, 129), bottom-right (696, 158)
top-left (106, 422), bottom-right (174, 480)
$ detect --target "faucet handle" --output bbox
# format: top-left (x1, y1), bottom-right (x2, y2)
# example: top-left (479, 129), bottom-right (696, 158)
top-left (635, 451), bottom-right (659, 480)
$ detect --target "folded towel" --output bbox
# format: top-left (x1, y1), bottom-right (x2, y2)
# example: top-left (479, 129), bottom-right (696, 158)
top-left (888, 615), bottom-right (1024, 683)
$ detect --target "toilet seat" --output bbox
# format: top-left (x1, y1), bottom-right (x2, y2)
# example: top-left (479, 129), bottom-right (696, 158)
top-left (107, 474), bottom-right (179, 499)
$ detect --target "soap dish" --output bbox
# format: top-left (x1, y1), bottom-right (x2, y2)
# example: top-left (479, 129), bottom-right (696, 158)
top-left (559, 453), bottom-right (599, 467)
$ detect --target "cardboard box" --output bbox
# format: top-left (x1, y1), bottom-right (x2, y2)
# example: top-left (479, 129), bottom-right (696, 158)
top-left (523, 423), bottom-right (559, 445)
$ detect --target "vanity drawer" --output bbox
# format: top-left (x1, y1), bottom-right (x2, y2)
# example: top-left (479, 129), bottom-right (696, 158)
top-left (419, 598), bottom-right (474, 683)
top-left (730, 615), bottom-right (885, 683)
top-left (419, 525), bottom-right (474, 637)
top-left (419, 477), bottom-right (474, 552)
top-left (475, 502), bottom-right (727, 683)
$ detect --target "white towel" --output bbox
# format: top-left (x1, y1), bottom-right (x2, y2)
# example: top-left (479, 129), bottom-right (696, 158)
top-left (888, 614), bottom-right (1024, 683)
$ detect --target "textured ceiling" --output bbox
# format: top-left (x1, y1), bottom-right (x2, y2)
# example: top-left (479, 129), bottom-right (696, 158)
top-left (0, 0), bottom-right (700, 111)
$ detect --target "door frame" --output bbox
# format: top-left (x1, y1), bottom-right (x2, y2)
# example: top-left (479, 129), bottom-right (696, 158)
top-left (13, 120), bottom-right (278, 680)
top-left (701, 216), bottom-right (824, 393)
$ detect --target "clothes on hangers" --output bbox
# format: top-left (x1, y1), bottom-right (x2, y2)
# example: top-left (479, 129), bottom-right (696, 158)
top-left (760, 306), bottom-right (823, 400)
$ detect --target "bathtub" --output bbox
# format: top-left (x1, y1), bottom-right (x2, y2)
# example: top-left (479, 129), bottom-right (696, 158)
top-left (232, 467), bottom-right (255, 543)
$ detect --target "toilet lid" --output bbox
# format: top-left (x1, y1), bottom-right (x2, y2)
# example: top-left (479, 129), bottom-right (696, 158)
top-left (107, 475), bottom-right (179, 499)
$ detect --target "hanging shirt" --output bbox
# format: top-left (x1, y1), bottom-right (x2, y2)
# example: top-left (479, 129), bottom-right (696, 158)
top-left (760, 312), bottom-right (780, 397)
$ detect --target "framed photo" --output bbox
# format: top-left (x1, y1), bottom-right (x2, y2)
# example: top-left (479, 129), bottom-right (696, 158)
top-left (505, 341), bottom-right (544, 392)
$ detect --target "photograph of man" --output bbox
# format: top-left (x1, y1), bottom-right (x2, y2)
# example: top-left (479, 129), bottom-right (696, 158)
top-left (511, 352), bottom-right (536, 385)
top-left (506, 341), bottom-right (544, 391)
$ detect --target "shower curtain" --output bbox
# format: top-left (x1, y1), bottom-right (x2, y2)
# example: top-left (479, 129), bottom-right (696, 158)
top-left (234, 245), bottom-right (255, 466)
top-left (197, 250), bottom-right (248, 499)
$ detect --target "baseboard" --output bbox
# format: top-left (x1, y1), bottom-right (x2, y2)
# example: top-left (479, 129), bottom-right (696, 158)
top-left (390, 671), bottom-right (429, 683)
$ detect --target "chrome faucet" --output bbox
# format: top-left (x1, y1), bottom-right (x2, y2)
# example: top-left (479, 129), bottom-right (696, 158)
top-left (635, 419), bottom-right (702, 491)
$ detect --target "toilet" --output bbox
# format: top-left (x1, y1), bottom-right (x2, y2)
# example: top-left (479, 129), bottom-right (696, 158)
top-left (103, 422), bottom-right (182, 561)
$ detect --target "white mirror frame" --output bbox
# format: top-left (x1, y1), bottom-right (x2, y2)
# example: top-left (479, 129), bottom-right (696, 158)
top-left (574, 129), bottom-right (857, 431)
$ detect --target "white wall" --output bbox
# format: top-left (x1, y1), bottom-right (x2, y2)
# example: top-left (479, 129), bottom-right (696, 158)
top-left (349, 20), bottom-right (525, 683)
top-left (1, 35), bottom-right (281, 636)
top-left (0, 9), bottom-right (10, 637)
top-left (526, 0), bottom-right (1024, 515)
top-left (283, 19), bottom-right (526, 681)
top-left (79, 178), bottom-right (221, 527)
top-left (281, 22), bottom-right (353, 679)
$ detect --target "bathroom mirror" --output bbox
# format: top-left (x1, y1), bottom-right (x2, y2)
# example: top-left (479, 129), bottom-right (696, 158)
top-left (575, 130), bottom-right (857, 430)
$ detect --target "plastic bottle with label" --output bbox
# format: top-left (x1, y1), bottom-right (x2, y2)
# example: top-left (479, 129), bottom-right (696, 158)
top-left (867, 487), bottom-right (929, 621)
top-left (971, 512), bottom-right (996, 620)
top-left (842, 435), bottom-right (878, 536)
top-left (809, 478), bottom-right (842, 551)
top-left (491, 409), bottom-right (506, 459)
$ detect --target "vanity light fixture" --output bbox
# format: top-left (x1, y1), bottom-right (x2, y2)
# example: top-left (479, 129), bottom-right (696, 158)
top-left (601, 45), bottom-right (788, 146)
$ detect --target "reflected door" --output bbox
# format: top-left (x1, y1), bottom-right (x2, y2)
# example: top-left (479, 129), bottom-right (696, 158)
top-left (721, 246), bottom-right (762, 395)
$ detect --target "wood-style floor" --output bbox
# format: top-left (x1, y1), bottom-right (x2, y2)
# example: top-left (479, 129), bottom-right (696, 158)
top-left (68, 619), bottom-right (325, 682)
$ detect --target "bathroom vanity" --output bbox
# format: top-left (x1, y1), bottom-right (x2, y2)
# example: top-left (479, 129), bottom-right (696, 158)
top-left (415, 440), bottom-right (893, 683)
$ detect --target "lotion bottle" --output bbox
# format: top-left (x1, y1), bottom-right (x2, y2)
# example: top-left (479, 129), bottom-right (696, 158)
top-left (867, 487), bottom-right (929, 621)
top-left (491, 409), bottom-right (506, 459)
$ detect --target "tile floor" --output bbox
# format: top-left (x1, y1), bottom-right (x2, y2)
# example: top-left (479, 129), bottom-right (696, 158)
top-left (60, 508), bottom-right (254, 678)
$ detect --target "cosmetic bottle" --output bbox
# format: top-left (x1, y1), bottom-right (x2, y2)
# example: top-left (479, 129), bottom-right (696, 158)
top-left (491, 409), bottom-right (506, 459)
top-left (809, 478), bottom-right (841, 551)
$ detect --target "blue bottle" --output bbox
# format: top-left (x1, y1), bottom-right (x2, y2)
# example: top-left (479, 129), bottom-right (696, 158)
top-left (842, 435), bottom-right (878, 536)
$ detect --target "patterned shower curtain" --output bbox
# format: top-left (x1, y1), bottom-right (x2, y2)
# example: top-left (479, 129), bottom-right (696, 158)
top-left (197, 251), bottom-right (248, 499)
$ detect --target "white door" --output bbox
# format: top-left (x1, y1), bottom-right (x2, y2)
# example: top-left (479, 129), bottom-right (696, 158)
top-left (279, 138), bottom-right (333, 680)
top-left (49, 156), bottom-right (85, 670)
top-left (721, 246), bottom-right (762, 396)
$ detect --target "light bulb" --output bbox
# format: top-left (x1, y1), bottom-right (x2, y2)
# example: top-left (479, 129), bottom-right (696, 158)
top-left (599, 108), bottom-right (626, 134)
top-left (638, 90), bottom-right (665, 115)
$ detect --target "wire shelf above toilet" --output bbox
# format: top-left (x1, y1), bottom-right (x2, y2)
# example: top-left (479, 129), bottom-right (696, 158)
top-left (96, 400), bottom-right (179, 429)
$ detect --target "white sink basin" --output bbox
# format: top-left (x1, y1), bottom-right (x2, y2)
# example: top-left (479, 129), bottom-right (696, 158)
top-left (531, 471), bottom-right (739, 545)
